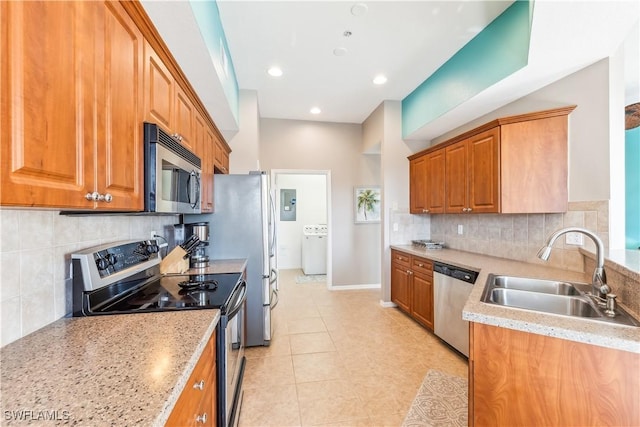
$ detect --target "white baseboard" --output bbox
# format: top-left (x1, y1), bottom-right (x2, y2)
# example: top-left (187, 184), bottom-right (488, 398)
top-left (379, 300), bottom-right (397, 308)
top-left (328, 283), bottom-right (381, 291)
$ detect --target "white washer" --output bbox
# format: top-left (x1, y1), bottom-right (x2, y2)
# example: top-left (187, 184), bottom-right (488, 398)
top-left (302, 224), bottom-right (327, 275)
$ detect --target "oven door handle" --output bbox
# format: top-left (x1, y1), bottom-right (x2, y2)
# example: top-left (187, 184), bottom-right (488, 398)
top-left (226, 280), bottom-right (247, 320)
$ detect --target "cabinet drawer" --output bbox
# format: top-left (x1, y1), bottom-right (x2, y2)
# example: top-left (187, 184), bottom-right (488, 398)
top-left (412, 257), bottom-right (432, 276)
top-left (391, 250), bottom-right (411, 268)
top-left (166, 335), bottom-right (215, 426)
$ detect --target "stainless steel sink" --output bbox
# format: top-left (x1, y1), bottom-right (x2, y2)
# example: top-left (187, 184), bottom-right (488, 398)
top-left (488, 288), bottom-right (600, 317)
top-left (481, 274), bottom-right (640, 327)
top-left (492, 276), bottom-right (581, 296)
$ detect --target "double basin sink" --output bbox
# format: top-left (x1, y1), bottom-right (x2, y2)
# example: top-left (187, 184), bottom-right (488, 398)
top-left (481, 275), bottom-right (639, 327)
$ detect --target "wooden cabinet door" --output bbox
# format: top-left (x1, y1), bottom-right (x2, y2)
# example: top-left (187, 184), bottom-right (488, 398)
top-left (1, 1), bottom-right (95, 208)
top-left (470, 322), bottom-right (640, 427)
top-left (213, 138), bottom-right (229, 174)
top-left (95, 0), bottom-right (143, 210)
top-left (175, 86), bottom-right (195, 152)
top-left (409, 156), bottom-right (427, 213)
top-left (468, 128), bottom-right (500, 213)
top-left (425, 150), bottom-right (446, 214)
top-left (411, 271), bottom-right (433, 330)
top-left (391, 262), bottom-right (411, 313)
top-left (445, 140), bottom-right (468, 213)
top-left (144, 40), bottom-right (173, 132)
top-left (195, 113), bottom-right (214, 213)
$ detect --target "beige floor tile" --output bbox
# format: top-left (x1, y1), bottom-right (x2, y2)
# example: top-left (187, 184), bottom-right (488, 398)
top-left (289, 332), bottom-right (336, 354)
top-left (296, 379), bottom-right (358, 402)
top-left (287, 317), bottom-right (327, 335)
top-left (243, 355), bottom-right (296, 390)
top-left (238, 384), bottom-right (301, 427)
top-left (237, 269), bottom-right (469, 425)
top-left (244, 335), bottom-right (291, 359)
top-left (299, 397), bottom-right (369, 426)
top-left (292, 352), bottom-right (346, 383)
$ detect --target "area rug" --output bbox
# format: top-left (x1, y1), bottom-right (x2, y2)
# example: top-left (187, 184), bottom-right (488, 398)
top-left (402, 370), bottom-right (468, 427)
top-left (295, 275), bottom-right (326, 284)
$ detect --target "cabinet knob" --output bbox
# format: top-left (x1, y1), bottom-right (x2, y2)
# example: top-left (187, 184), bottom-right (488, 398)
top-left (195, 413), bottom-right (207, 424)
top-left (422, 209), bottom-right (429, 213)
top-left (418, 263), bottom-right (424, 267)
top-left (193, 379), bottom-right (205, 390)
top-left (467, 207), bottom-right (473, 212)
top-left (85, 191), bottom-right (100, 201)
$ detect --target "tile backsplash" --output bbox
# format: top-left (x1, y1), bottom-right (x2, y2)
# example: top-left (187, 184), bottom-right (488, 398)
top-left (389, 209), bottom-right (431, 244)
top-left (429, 201), bottom-right (610, 273)
top-left (0, 209), bottom-right (179, 347)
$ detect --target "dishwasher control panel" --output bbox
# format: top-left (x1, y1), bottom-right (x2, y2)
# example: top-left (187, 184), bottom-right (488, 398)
top-left (433, 262), bottom-right (478, 284)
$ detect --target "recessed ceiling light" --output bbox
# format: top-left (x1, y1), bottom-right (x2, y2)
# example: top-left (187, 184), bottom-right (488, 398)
top-left (373, 75), bottom-right (388, 85)
top-left (310, 107), bottom-right (321, 115)
top-left (351, 3), bottom-right (368, 16)
top-left (333, 47), bottom-right (348, 56)
top-left (267, 66), bottom-right (283, 77)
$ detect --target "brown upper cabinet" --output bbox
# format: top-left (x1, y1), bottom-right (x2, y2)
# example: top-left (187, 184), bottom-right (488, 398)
top-left (1, 1), bottom-right (144, 210)
top-left (214, 137), bottom-right (230, 175)
top-left (2, 0), bottom-right (231, 211)
top-left (410, 149), bottom-right (445, 214)
top-left (408, 106), bottom-right (576, 214)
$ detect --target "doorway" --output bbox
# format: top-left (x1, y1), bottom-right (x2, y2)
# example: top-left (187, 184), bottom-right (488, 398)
top-left (271, 170), bottom-right (332, 286)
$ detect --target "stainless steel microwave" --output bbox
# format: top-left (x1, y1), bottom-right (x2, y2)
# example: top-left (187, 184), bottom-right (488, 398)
top-left (144, 122), bottom-right (201, 214)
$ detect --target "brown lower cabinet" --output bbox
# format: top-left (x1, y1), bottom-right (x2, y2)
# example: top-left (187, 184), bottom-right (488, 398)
top-left (469, 322), bottom-right (640, 426)
top-left (390, 250), bottom-right (434, 330)
top-left (166, 330), bottom-right (217, 426)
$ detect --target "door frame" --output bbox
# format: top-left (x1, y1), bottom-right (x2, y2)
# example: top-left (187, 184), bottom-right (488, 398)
top-left (270, 169), bottom-right (332, 288)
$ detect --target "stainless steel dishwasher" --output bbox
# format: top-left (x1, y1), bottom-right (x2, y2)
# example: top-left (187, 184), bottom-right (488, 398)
top-left (433, 262), bottom-right (478, 357)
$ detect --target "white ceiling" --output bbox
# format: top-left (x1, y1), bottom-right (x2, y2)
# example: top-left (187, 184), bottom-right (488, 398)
top-left (216, 0), bottom-right (640, 140)
top-left (217, 1), bottom-right (512, 125)
top-left (142, 1), bottom-right (639, 141)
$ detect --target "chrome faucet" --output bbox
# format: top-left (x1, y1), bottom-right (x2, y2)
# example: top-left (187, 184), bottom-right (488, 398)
top-left (537, 227), bottom-right (610, 299)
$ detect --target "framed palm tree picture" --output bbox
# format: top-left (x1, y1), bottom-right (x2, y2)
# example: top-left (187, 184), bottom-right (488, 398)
top-left (354, 186), bottom-right (381, 223)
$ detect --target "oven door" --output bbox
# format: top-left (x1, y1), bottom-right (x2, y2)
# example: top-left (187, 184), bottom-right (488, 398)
top-left (220, 281), bottom-right (246, 427)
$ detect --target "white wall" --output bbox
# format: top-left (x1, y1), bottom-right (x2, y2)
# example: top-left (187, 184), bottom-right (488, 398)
top-left (275, 174), bottom-right (327, 269)
top-left (259, 118), bottom-right (381, 286)
top-left (228, 90), bottom-right (260, 174)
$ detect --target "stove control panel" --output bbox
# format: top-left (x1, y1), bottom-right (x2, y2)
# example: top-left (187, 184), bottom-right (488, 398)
top-left (72, 240), bottom-right (162, 291)
top-left (93, 240), bottom-right (160, 277)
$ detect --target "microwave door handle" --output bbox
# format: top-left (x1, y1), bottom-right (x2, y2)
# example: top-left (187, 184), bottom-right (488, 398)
top-left (187, 170), bottom-right (200, 209)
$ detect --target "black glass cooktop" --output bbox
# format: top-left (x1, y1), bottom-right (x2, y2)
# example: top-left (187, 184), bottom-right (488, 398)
top-left (92, 272), bottom-right (242, 314)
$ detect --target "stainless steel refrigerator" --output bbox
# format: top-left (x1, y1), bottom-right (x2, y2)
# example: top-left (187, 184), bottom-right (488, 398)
top-left (185, 171), bottom-right (278, 346)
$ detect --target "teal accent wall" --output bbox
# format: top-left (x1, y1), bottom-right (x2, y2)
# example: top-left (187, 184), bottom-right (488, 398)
top-left (626, 126), bottom-right (640, 249)
top-left (189, 0), bottom-right (239, 123)
top-left (402, 0), bottom-right (532, 138)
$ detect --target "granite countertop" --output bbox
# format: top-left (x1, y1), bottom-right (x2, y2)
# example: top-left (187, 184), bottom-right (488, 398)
top-left (187, 258), bottom-right (248, 275)
top-left (391, 245), bottom-right (640, 353)
top-left (0, 310), bottom-right (220, 426)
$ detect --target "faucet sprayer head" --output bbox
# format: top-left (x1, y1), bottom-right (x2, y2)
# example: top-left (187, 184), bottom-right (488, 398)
top-left (537, 246), bottom-right (552, 261)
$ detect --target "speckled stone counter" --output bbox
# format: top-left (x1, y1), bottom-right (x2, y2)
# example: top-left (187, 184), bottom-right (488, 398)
top-left (187, 258), bottom-right (247, 275)
top-left (0, 310), bottom-right (220, 426)
top-left (391, 245), bottom-right (640, 353)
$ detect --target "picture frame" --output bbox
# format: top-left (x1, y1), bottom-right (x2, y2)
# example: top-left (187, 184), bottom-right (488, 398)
top-left (354, 186), bottom-right (381, 223)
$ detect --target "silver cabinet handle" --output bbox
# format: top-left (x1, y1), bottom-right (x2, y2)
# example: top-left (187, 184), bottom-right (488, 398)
top-left (418, 263), bottom-right (424, 267)
top-left (195, 413), bottom-right (207, 424)
top-left (422, 209), bottom-right (429, 213)
top-left (467, 207), bottom-right (473, 212)
top-left (84, 192), bottom-right (113, 203)
top-left (193, 379), bottom-right (205, 390)
top-left (85, 191), bottom-right (100, 201)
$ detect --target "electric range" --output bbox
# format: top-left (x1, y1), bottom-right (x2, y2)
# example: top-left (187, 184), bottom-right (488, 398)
top-left (71, 239), bottom-right (246, 427)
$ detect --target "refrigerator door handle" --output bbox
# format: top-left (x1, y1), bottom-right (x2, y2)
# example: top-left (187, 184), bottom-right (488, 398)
top-left (268, 191), bottom-right (276, 257)
top-left (270, 289), bottom-right (279, 309)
